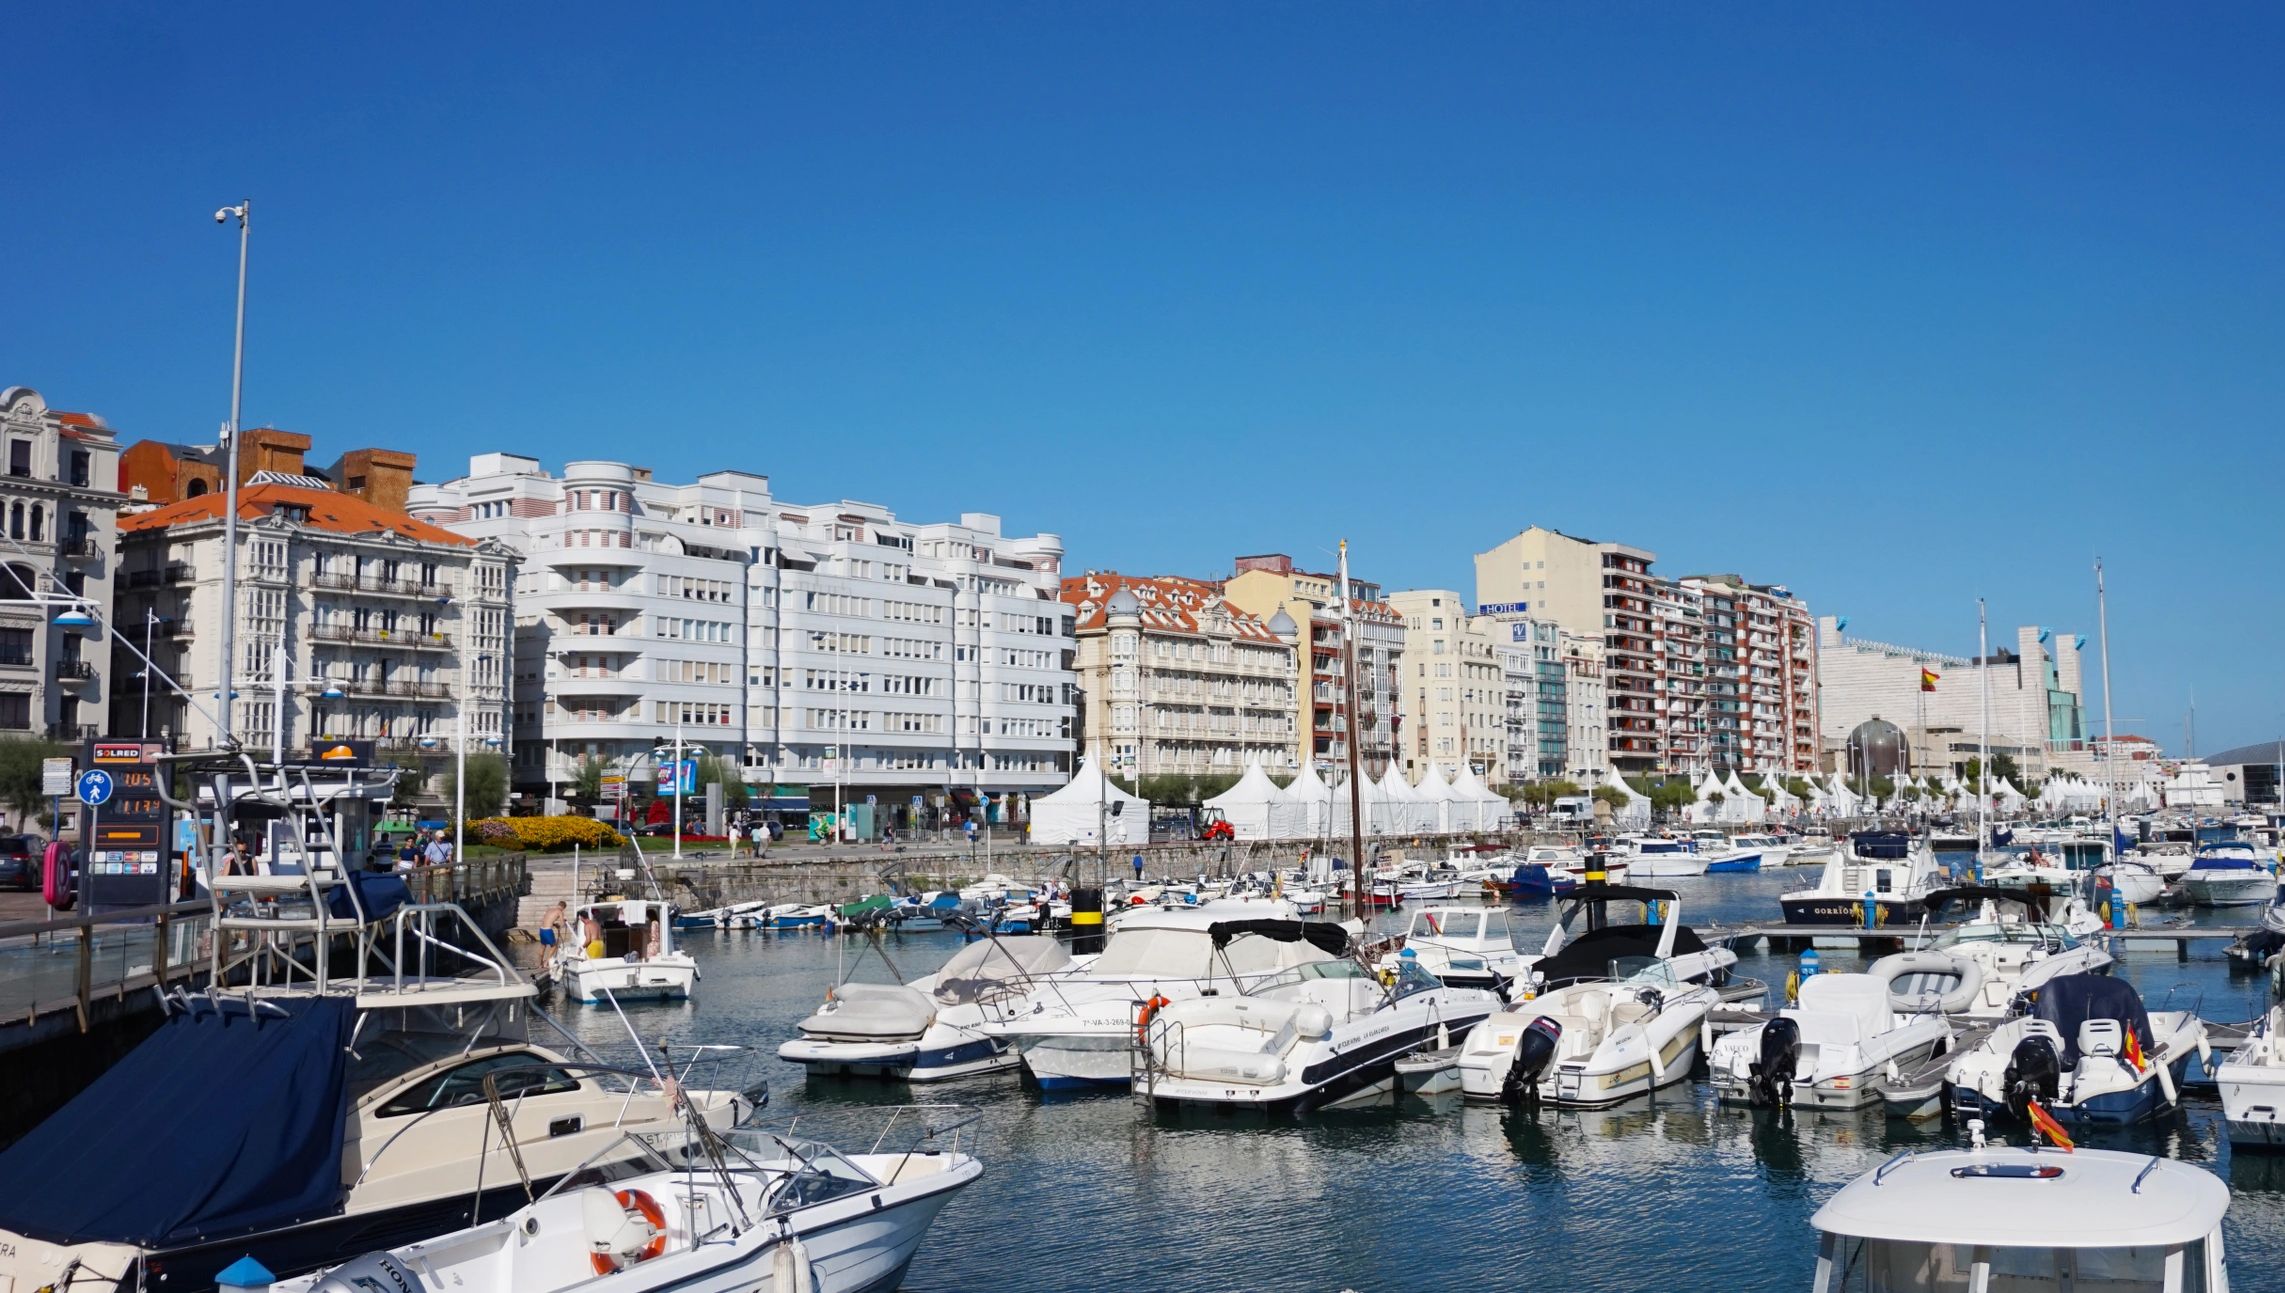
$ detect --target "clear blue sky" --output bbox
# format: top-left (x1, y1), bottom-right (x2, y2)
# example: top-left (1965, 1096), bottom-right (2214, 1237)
top-left (12, 5), bottom-right (2282, 753)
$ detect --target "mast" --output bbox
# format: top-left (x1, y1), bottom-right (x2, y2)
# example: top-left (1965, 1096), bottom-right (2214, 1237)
top-left (2096, 559), bottom-right (2117, 831)
top-left (1339, 540), bottom-right (1367, 922)
top-left (1977, 599), bottom-right (1990, 873)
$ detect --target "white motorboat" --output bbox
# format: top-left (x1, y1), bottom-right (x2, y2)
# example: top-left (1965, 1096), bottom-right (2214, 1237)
top-left (1805, 1123), bottom-right (2234, 1292)
top-left (1947, 973), bottom-right (2208, 1126)
top-left (982, 904), bottom-right (1340, 1092)
top-left (2218, 1000), bottom-right (2285, 1148)
top-left (1376, 906), bottom-right (1524, 991)
top-left (279, 1113), bottom-right (982, 1293)
top-left (2097, 856), bottom-right (2169, 906)
top-left (2175, 842), bottom-right (2277, 907)
top-left (1516, 882), bottom-right (1741, 996)
top-left (1778, 831), bottom-right (1947, 928)
top-left (1882, 886), bottom-right (2114, 1020)
top-left (1458, 959), bottom-right (1717, 1106)
top-left (1140, 958), bottom-right (1500, 1114)
top-left (779, 936), bottom-right (1078, 1081)
top-left (1708, 972), bottom-right (1952, 1110)
top-left (1625, 836), bottom-right (1708, 878)
top-left (558, 899), bottom-right (701, 1004)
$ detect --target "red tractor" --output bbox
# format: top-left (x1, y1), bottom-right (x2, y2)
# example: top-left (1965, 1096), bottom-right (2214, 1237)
top-left (1198, 810), bottom-right (1236, 842)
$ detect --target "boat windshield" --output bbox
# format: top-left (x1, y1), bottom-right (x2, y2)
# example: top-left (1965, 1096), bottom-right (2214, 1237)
top-left (1611, 957), bottom-right (1683, 991)
top-left (1246, 959), bottom-right (1374, 996)
top-left (1934, 922), bottom-right (2078, 951)
top-left (1410, 910), bottom-right (1481, 940)
top-left (1820, 1233), bottom-right (2189, 1292)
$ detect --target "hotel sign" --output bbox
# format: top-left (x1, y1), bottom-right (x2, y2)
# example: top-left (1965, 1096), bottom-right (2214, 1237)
top-left (1477, 601), bottom-right (1530, 616)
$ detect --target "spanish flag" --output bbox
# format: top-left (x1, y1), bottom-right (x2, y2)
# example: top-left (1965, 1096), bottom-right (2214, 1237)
top-left (2123, 1027), bottom-right (2147, 1073)
top-left (1920, 668), bottom-right (1940, 693)
top-left (2027, 1100), bottom-right (2075, 1152)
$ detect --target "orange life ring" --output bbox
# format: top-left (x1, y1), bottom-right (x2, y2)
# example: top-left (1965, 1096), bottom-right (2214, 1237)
top-left (1135, 994), bottom-right (1173, 1038)
top-left (590, 1187), bottom-right (669, 1275)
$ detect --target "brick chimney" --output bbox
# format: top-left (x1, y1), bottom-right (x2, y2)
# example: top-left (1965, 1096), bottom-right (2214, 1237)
top-left (237, 428), bottom-right (312, 481)
top-left (335, 448), bottom-right (417, 511)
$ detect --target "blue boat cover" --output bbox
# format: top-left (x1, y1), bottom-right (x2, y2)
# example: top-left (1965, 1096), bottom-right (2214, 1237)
top-left (326, 870), bottom-right (412, 922)
top-left (2029, 973), bottom-right (2155, 1067)
top-left (0, 995), bottom-right (355, 1248)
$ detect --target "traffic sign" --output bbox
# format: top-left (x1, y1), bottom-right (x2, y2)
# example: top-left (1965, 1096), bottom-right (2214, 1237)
top-left (41, 758), bottom-right (73, 797)
top-left (75, 769), bottom-right (114, 807)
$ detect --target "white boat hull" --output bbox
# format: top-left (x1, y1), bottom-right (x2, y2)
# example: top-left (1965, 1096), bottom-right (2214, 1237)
top-left (560, 956), bottom-right (698, 1004)
top-left (2179, 872), bottom-right (2276, 907)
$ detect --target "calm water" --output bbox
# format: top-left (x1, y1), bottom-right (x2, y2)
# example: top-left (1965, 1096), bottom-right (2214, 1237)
top-left (552, 864), bottom-right (2285, 1293)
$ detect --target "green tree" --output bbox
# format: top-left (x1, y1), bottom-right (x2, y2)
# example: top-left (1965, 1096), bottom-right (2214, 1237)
top-left (1866, 775), bottom-right (1896, 799)
top-left (0, 738), bottom-right (66, 829)
top-left (1591, 785), bottom-right (1631, 811)
top-left (1519, 779), bottom-right (1584, 809)
top-left (569, 756), bottom-right (606, 807)
top-left (693, 753), bottom-right (751, 809)
top-left (444, 751), bottom-right (510, 820)
top-left (1784, 776), bottom-right (1816, 802)
top-left (1647, 778), bottom-right (1698, 817)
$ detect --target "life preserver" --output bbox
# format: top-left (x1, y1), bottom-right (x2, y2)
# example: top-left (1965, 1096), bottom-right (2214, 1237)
top-left (590, 1188), bottom-right (668, 1275)
top-left (1135, 994), bottom-right (1172, 1038)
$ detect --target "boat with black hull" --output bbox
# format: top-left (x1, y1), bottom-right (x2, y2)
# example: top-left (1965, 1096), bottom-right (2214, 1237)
top-left (1779, 831), bottom-right (1946, 928)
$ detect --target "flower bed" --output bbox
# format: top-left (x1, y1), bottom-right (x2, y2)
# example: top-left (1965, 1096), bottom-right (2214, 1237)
top-left (468, 816), bottom-right (627, 852)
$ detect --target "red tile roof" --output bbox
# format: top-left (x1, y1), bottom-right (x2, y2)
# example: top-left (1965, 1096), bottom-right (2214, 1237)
top-left (118, 483), bottom-right (476, 546)
top-left (1061, 573), bottom-right (1286, 643)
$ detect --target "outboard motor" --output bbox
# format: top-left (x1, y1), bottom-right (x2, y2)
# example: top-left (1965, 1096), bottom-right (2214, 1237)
top-left (310, 1253), bottom-right (436, 1293)
top-left (1501, 1017), bottom-right (1564, 1106)
top-left (2002, 1033), bottom-right (2062, 1121)
top-left (1749, 1016), bottom-right (1801, 1107)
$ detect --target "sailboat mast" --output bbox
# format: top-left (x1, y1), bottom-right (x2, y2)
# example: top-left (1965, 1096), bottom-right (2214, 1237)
top-left (1977, 599), bottom-right (1990, 857)
top-left (2096, 560), bottom-right (2117, 825)
top-left (1339, 540), bottom-right (1367, 923)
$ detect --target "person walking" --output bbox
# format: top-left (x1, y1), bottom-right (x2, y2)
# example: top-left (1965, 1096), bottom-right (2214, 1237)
top-left (423, 830), bottom-right (453, 866)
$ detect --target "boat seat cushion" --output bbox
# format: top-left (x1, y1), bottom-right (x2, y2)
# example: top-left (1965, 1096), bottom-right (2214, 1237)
top-left (2078, 1018), bottom-right (2124, 1061)
top-left (1167, 1044), bottom-right (1285, 1086)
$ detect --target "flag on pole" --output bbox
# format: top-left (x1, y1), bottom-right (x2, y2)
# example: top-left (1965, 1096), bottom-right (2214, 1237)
top-left (1920, 668), bottom-right (1940, 693)
top-left (2123, 1027), bottom-right (2147, 1073)
top-left (2027, 1100), bottom-right (2075, 1152)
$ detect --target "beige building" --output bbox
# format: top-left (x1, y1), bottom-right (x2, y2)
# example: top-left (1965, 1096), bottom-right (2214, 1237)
top-left (1475, 526), bottom-right (1661, 771)
top-left (1061, 573), bottom-right (1296, 780)
top-left (0, 387), bottom-right (124, 743)
top-left (1389, 590), bottom-right (1509, 785)
top-left (115, 473), bottom-right (515, 759)
top-left (1221, 553), bottom-right (1405, 779)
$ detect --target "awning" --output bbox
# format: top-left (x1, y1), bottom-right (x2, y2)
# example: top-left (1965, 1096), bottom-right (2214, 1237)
top-left (1208, 919), bottom-right (1350, 957)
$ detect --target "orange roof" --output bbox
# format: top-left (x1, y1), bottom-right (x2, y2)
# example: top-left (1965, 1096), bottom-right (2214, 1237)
top-left (1061, 572), bottom-right (1286, 643)
top-left (118, 483), bottom-right (475, 546)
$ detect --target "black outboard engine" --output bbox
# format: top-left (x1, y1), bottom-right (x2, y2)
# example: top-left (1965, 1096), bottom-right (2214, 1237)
top-left (1749, 1016), bottom-right (1801, 1107)
top-left (1501, 1017), bottom-right (1564, 1106)
top-left (2003, 1033), bottom-right (2062, 1121)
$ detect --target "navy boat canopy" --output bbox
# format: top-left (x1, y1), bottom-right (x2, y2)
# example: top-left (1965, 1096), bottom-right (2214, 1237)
top-left (1850, 831), bottom-right (1915, 861)
top-left (0, 994), bottom-right (355, 1249)
top-left (2028, 973), bottom-right (2155, 1068)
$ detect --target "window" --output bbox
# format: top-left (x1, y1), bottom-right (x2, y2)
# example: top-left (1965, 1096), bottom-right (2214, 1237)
top-left (375, 1053), bottom-right (582, 1116)
top-left (6, 441), bottom-right (27, 478)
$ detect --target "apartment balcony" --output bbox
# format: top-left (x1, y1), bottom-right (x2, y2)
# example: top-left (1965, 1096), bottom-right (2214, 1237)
top-left (541, 544), bottom-right (644, 568)
top-left (532, 587), bottom-right (649, 614)
top-left (313, 571), bottom-right (451, 601)
top-left (312, 624), bottom-right (458, 652)
top-left (124, 564), bottom-right (195, 590)
top-left (45, 723), bottom-right (99, 743)
top-left (55, 660), bottom-right (96, 682)
top-left (59, 536), bottom-right (105, 561)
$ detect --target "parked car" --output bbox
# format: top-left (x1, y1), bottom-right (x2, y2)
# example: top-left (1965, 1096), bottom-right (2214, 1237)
top-left (0, 835), bottom-right (38, 891)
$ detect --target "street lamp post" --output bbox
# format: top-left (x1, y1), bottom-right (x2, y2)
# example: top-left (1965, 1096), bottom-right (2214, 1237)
top-left (139, 608), bottom-right (157, 742)
top-left (213, 200), bottom-right (249, 747)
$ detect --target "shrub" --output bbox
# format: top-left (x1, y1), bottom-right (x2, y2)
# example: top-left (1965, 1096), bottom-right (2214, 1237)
top-left (467, 816), bottom-right (627, 853)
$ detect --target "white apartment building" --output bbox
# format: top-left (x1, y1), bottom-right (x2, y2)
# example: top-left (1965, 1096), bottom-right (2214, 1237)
top-left (410, 455), bottom-right (1075, 828)
top-left (1389, 590), bottom-right (1508, 785)
top-left (0, 387), bottom-right (123, 743)
top-left (1562, 632), bottom-right (1609, 785)
top-left (115, 481), bottom-right (513, 758)
top-left (1061, 573), bottom-right (1297, 779)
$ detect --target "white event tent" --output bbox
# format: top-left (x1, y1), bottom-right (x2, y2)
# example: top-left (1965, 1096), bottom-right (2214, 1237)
top-left (1029, 756), bottom-right (1152, 846)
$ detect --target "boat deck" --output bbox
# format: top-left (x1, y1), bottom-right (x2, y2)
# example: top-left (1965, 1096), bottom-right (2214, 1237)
top-left (1702, 925), bottom-right (2247, 962)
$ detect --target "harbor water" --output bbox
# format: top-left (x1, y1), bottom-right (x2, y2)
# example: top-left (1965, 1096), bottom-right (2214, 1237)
top-left (555, 865), bottom-right (2285, 1292)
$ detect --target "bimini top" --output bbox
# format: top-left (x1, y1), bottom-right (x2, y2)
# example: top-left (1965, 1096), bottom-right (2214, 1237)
top-left (1921, 886), bottom-right (2052, 920)
top-left (1813, 1146), bottom-right (2228, 1249)
top-left (0, 994), bottom-right (356, 1248)
top-left (1534, 924), bottom-right (1709, 987)
top-left (1207, 919), bottom-right (1350, 957)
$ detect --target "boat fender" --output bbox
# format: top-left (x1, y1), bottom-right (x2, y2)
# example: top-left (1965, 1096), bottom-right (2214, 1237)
top-left (1293, 1004), bottom-right (1334, 1042)
top-left (771, 1235), bottom-right (817, 1293)
top-left (590, 1188), bottom-right (670, 1275)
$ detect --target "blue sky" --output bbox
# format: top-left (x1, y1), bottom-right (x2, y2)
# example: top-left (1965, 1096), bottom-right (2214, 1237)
top-left (11, 5), bottom-right (2282, 753)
